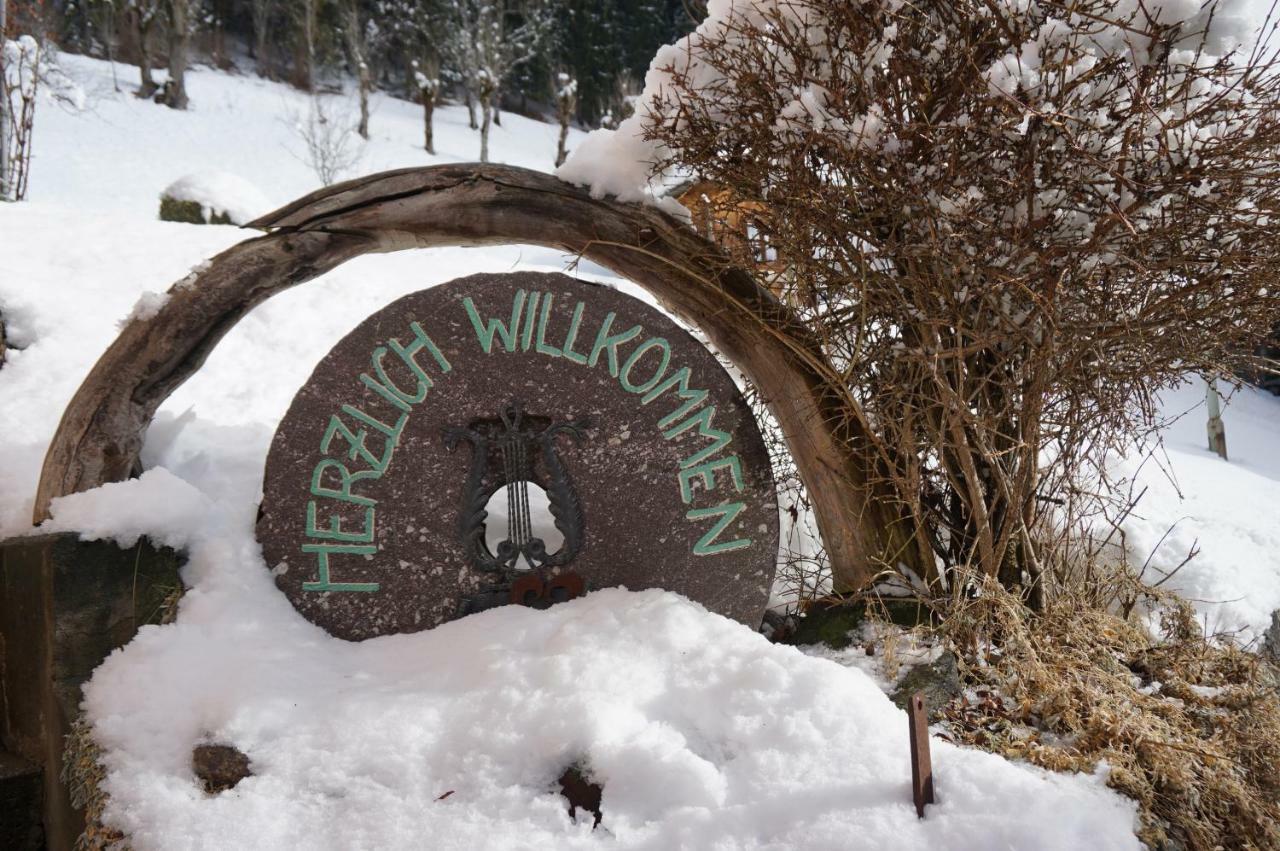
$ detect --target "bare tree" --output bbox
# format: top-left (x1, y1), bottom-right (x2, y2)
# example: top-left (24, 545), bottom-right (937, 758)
top-left (611, 0), bottom-right (1280, 599)
top-left (2, 35), bottom-right (82, 201)
top-left (291, 0), bottom-right (318, 91)
top-left (160, 0), bottom-right (191, 109)
top-left (289, 95), bottom-right (362, 185)
top-left (443, 0), bottom-right (556, 163)
top-left (411, 55), bottom-right (440, 154)
top-left (2, 35), bottom-right (40, 200)
top-left (124, 0), bottom-right (162, 98)
top-left (250, 0), bottom-right (275, 77)
top-left (339, 0), bottom-right (372, 138)
top-left (553, 70), bottom-right (575, 167)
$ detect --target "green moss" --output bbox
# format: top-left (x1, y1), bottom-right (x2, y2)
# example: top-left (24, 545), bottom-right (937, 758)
top-left (159, 196), bottom-right (233, 225)
top-left (789, 598), bottom-right (935, 649)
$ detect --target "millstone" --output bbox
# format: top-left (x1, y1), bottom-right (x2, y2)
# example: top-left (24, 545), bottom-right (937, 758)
top-left (258, 272), bottom-right (778, 640)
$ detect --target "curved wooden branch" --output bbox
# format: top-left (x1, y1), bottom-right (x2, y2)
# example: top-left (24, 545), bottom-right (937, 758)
top-left (34, 164), bottom-right (887, 590)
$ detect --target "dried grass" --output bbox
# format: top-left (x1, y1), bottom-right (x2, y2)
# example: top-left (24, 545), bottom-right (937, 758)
top-left (942, 577), bottom-right (1280, 850)
top-left (62, 717), bottom-right (128, 851)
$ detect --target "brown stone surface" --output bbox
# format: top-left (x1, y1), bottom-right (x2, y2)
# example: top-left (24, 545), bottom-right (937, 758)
top-left (192, 744), bottom-right (252, 794)
top-left (259, 272), bottom-right (778, 640)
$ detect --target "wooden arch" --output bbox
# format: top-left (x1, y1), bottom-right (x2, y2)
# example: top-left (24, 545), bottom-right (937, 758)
top-left (33, 164), bottom-right (883, 589)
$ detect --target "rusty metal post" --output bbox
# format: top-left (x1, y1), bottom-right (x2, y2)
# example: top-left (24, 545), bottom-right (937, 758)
top-left (908, 691), bottom-right (935, 818)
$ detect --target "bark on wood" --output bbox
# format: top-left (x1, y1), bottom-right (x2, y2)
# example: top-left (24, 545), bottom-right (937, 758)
top-left (33, 164), bottom-right (893, 591)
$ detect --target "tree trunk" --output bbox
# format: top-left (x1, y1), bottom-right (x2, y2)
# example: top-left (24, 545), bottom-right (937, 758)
top-left (356, 69), bottom-right (370, 139)
top-left (252, 0), bottom-right (272, 78)
top-left (294, 0), bottom-right (317, 92)
top-left (478, 78), bottom-right (494, 163)
top-left (161, 0), bottom-right (190, 109)
top-left (492, 92), bottom-right (500, 127)
top-left (422, 88), bottom-right (435, 155)
top-left (555, 122), bottom-right (569, 168)
top-left (131, 10), bottom-right (159, 99)
top-left (479, 101), bottom-right (491, 163)
top-left (341, 0), bottom-right (371, 139)
top-left (466, 88), bottom-right (477, 130)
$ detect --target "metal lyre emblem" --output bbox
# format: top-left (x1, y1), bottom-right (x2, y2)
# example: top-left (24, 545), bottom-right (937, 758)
top-left (443, 400), bottom-right (589, 581)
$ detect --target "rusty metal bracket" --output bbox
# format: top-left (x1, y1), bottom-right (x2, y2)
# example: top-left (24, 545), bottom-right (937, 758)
top-left (458, 571), bottom-right (587, 618)
top-left (908, 691), bottom-right (935, 818)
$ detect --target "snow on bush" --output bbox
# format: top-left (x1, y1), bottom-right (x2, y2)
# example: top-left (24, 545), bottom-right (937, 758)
top-left (557, 0), bottom-right (1259, 208)
top-left (160, 171), bottom-right (272, 226)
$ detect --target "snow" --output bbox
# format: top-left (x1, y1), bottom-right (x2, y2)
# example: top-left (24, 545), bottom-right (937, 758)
top-left (45, 467), bottom-right (213, 550)
top-left (86, 582), bottom-right (1141, 850)
top-left (0, 50), bottom-right (1269, 850)
top-left (160, 171), bottom-right (272, 225)
top-left (1113, 381), bottom-right (1280, 644)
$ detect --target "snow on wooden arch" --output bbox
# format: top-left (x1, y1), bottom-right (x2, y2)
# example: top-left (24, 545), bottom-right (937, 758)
top-left (33, 164), bottom-right (888, 590)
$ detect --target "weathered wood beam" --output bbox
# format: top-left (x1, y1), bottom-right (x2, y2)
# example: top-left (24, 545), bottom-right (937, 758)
top-left (34, 164), bottom-right (885, 590)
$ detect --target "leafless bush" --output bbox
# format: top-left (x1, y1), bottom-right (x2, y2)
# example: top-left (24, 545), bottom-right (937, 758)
top-left (1, 35), bottom-right (41, 200)
top-left (642, 0), bottom-right (1280, 603)
top-left (2, 36), bottom-right (82, 201)
top-left (288, 95), bottom-right (362, 186)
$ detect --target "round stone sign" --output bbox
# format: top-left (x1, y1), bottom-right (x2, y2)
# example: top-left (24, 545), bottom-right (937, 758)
top-left (258, 272), bottom-right (778, 641)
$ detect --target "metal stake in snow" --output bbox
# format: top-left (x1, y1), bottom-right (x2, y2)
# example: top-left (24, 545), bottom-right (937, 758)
top-left (908, 691), bottom-right (935, 818)
top-left (1206, 377), bottom-right (1228, 461)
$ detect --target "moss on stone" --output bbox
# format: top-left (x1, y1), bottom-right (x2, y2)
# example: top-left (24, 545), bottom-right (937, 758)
top-left (158, 196), bottom-right (233, 225)
top-left (789, 598), bottom-right (935, 649)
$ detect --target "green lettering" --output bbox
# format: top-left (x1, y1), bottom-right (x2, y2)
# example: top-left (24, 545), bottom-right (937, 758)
top-left (309, 459), bottom-right (378, 507)
top-left (364, 346), bottom-right (427, 406)
top-left (620, 337), bottom-right (671, 394)
top-left (464, 290), bottom-right (526, 353)
top-left (686, 502), bottom-right (751, 555)
top-left (301, 546), bottom-right (380, 593)
top-left (587, 312), bottom-right (643, 377)
top-left (358, 373), bottom-right (412, 413)
top-left (387, 322), bottom-right (452, 386)
top-left (321, 414), bottom-right (394, 474)
top-left (642, 366), bottom-right (710, 430)
top-left (678, 456), bottom-right (745, 503)
top-left (521, 291), bottom-right (541, 351)
top-left (534, 293), bottom-right (563, 357)
top-left (665, 405), bottom-right (734, 467)
top-left (561, 301), bottom-right (589, 364)
top-left (305, 501), bottom-right (375, 542)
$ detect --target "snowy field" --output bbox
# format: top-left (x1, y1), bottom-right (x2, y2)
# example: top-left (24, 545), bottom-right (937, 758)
top-left (2, 52), bottom-right (1277, 849)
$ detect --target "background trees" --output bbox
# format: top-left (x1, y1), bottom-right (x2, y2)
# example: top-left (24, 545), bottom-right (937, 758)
top-left (50, 0), bottom-right (701, 129)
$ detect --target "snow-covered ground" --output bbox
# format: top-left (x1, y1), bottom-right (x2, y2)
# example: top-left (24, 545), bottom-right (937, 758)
top-left (1117, 381), bottom-right (1280, 644)
top-left (1, 51), bottom-right (1272, 849)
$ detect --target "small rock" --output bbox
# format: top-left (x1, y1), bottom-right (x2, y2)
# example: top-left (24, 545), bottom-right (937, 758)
top-left (192, 743), bottom-right (252, 793)
top-left (557, 765), bottom-right (602, 828)
top-left (891, 651), bottom-right (963, 722)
